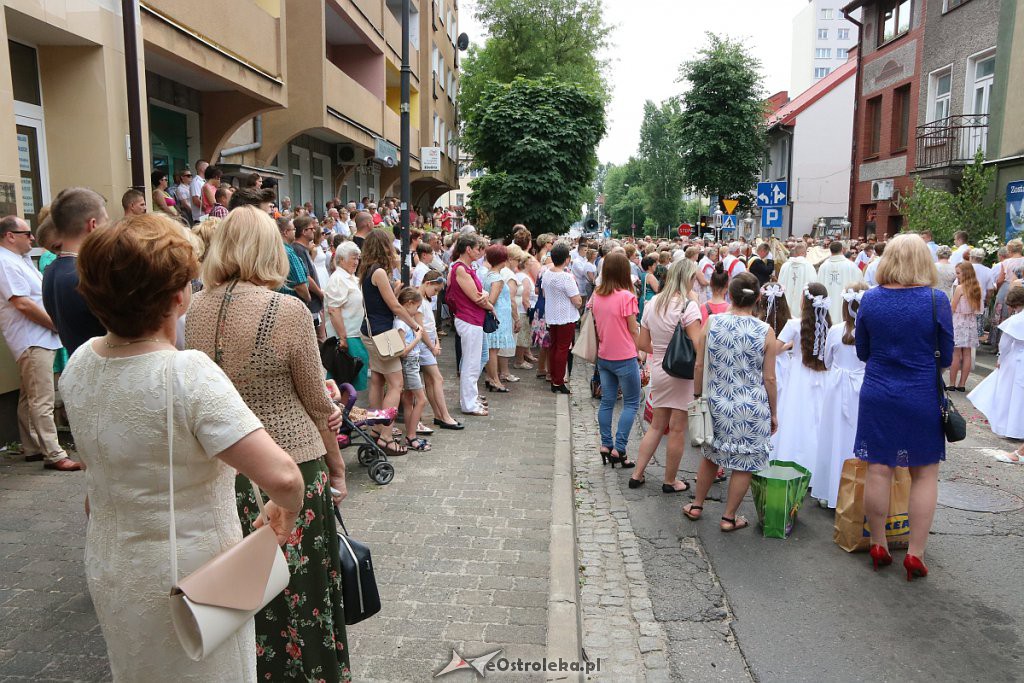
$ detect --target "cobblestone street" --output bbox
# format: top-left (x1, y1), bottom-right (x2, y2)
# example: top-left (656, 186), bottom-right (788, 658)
top-left (0, 346), bottom-right (565, 682)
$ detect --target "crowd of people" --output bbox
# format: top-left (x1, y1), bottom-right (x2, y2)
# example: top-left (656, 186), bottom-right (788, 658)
top-left (3, 163), bottom-right (1024, 678)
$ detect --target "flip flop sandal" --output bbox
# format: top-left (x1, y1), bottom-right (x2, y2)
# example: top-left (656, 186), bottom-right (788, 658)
top-left (682, 504), bottom-right (703, 521)
top-left (406, 437), bottom-right (432, 452)
top-left (994, 452), bottom-right (1024, 464)
top-left (720, 515), bottom-right (749, 532)
top-left (416, 422), bottom-right (435, 435)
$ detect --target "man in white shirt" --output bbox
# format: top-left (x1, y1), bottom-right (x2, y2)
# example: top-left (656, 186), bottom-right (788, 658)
top-left (921, 230), bottom-right (939, 262)
top-left (412, 243), bottom-right (435, 287)
top-left (721, 242), bottom-right (747, 278)
top-left (970, 248), bottom-right (995, 301)
top-left (855, 243), bottom-right (874, 271)
top-left (0, 216), bottom-right (80, 471)
top-left (949, 230), bottom-right (971, 266)
top-left (778, 243), bottom-right (816, 312)
top-left (816, 240), bottom-right (865, 320)
top-left (189, 160), bottom-right (208, 223)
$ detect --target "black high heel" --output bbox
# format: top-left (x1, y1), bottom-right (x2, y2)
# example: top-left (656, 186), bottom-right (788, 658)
top-left (550, 384), bottom-right (571, 394)
top-left (607, 450), bottom-right (635, 469)
top-left (599, 448), bottom-right (611, 465)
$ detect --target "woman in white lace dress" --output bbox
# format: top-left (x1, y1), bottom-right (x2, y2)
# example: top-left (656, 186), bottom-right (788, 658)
top-left (59, 215), bottom-right (304, 682)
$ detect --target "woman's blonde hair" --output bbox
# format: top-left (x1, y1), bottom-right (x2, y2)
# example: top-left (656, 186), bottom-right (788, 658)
top-left (956, 260), bottom-right (982, 312)
top-left (191, 217), bottom-right (220, 262)
top-left (1007, 238), bottom-right (1023, 255)
top-left (200, 206), bottom-right (288, 289)
top-left (654, 259), bottom-right (697, 315)
top-left (874, 233), bottom-right (938, 287)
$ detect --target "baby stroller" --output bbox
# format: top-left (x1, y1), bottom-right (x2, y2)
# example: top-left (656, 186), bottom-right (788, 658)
top-left (336, 383), bottom-right (397, 486)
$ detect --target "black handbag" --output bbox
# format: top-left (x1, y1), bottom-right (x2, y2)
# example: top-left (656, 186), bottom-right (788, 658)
top-left (931, 290), bottom-right (967, 443)
top-left (661, 301), bottom-right (698, 380)
top-left (320, 337), bottom-right (364, 385)
top-left (334, 508), bottom-right (381, 625)
top-left (483, 311), bottom-right (500, 333)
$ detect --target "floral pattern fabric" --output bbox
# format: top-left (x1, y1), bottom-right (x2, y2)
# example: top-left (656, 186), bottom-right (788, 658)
top-left (704, 314), bottom-right (773, 472)
top-left (237, 458), bottom-right (352, 683)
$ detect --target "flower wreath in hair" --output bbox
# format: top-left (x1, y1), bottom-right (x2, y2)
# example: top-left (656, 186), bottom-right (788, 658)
top-left (803, 285), bottom-right (832, 360)
top-left (842, 289), bottom-right (865, 319)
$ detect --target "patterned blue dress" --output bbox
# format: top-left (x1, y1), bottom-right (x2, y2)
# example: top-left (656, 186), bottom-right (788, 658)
top-left (483, 270), bottom-right (516, 350)
top-left (854, 287), bottom-right (953, 467)
top-left (705, 314), bottom-right (773, 472)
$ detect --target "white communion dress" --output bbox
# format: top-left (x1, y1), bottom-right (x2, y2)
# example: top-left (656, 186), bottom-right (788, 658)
top-left (813, 324), bottom-right (866, 508)
top-left (772, 319), bottom-right (827, 474)
top-left (969, 312), bottom-right (1024, 438)
top-left (59, 346), bottom-right (264, 682)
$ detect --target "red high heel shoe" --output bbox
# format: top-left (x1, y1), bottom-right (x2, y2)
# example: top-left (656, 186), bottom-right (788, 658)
top-left (869, 544), bottom-right (893, 571)
top-left (904, 554), bottom-right (928, 582)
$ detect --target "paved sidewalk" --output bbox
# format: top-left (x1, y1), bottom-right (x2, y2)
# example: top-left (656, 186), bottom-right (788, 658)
top-left (0, 343), bottom-right (564, 682)
top-left (569, 370), bottom-right (751, 682)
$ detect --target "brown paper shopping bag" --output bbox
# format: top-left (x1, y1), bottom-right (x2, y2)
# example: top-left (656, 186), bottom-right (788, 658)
top-left (833, 459), bottom-right (911, 552)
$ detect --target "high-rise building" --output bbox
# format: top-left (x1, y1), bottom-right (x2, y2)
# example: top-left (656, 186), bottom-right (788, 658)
top-left (791, 0), bottom-right (860, 94)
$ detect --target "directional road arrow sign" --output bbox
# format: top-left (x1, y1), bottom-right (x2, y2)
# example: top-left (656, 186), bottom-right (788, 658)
top-left (756, 181), bottom-right (788, 208)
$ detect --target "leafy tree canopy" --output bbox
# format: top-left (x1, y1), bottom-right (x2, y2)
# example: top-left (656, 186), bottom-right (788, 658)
top-left (902, 151), bottom-right (999, 245)
top-left (674, 34), bottom-right (768, 198)
top-left (603, 159), bottom-right (648, 235)
top-left (459, 0), bottom-right (609, 118)
top-left (639, 99), bottom-right (685, 231)
top-left (464, 77), bottom-right (606, 239)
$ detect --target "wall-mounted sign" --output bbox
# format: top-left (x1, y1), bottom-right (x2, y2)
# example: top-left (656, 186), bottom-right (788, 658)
top-left (421, 147), bottom-right (442, 172)
top-left (1006, 180), bottom-right (1024, 242)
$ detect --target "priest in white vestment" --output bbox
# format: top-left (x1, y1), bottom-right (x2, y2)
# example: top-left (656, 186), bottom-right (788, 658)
top-left (816, 241), bottom-right (865, 320)
top-left (778, 243), bottom-right (816, 313)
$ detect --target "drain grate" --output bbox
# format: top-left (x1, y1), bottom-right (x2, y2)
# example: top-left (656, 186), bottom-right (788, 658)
top-left (937, 481), bottom-right (1024, 513)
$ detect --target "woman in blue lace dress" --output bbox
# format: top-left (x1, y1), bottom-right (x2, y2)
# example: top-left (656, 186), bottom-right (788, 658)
top-left (854, 234), bottom-right (953, 581)
top-left (482, 244), bottom-right (517, 392)
top-left (684, 273), bottom-right (779, 532)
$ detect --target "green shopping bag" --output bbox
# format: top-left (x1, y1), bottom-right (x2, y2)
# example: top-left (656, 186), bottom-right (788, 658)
top-left (750, 460), bottom-right (812, 539)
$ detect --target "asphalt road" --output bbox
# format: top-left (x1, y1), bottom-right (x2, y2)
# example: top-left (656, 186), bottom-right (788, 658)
top-left (612, 379), bottom-right (1024, 683)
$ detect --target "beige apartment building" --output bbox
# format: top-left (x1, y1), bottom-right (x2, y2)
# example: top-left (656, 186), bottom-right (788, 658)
top-left (0, 0), bottom-right (459, 426)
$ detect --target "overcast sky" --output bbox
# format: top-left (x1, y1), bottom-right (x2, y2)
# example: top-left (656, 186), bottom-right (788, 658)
top-left (460, 0), bottom-right (810, 165)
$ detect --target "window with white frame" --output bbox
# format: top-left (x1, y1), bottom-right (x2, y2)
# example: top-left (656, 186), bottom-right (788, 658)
top-left (433, 114), bottom-right (440, 146)
top-left (928, 68), bottom-right (952, 122)
top-left (838, 28), bottom-right (851, 40)
top-left (818, 28), bottom-right (828, 39)
top-left (815, 48), bottom-right (832, 58)
top-left (837, 48), bottom-right (849, 59)
top-left (968, 51), bottom-right (996, 118)
top-left (432, 46), bottom-right (439, 76)
top-left (440, 64), bottom-right (446, 90)
top-left (821, 8), bottom-right (834, 19)
top-left (814, 67), bottom-right (831, 79)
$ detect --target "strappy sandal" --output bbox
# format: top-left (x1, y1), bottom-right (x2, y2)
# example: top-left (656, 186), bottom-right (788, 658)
top-left (416, 422), bottom-right (435, 435)
top-left (720, 515), bottom-right (749, 532)
top-left (406, 437), bottom-right (432, 452)
top-left (376, 435), bottom-right (408, 456)
top-left (462, 407), bottom-right (489, 417)
top-left (682, 504), bottom-right (703, 521)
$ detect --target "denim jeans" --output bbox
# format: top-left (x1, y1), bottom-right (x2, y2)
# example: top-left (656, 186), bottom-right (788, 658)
top-left (597, 357), bottom-right (642, 453)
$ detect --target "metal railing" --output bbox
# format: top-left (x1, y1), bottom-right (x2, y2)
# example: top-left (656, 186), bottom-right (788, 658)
top-left (915, 114), bottom-right (988, 170)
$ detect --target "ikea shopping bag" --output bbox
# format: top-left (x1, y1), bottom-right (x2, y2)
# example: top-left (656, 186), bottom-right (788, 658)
top-left (832, 459), bottom-right (911, 552)
top-left (750, 460), bottom-right (812, 539)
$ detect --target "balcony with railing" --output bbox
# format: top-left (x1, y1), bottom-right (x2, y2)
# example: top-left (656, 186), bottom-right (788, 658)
top-left (915, 114), bottom-right (989, 171)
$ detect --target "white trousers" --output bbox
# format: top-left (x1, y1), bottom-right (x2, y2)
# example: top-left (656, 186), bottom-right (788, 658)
top-left (455, 318), bottom-right (483, 412)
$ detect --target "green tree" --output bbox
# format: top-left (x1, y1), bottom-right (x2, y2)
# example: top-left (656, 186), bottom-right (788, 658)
top-left (603, 159), bottom-right (647, 234)
top-left (901, 178), bottom-right (956, 244)
top-left (674, 34), bottom-right (768, 199)
top-left (464, 77), bottom-right (606, 239)
top-left (459, 0), bottom-right (609, 118)
top-left (953, 151), bottom-right (1000, 242)
top-left (638, 99), bottom-right (685, 232)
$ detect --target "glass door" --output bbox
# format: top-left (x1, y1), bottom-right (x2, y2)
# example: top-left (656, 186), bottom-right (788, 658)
top-left (15, 117), bottom-right (48, 229)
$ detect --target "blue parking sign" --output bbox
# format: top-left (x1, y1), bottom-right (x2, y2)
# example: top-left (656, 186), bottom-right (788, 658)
top-left (761, 207), bottom-right (783, 229)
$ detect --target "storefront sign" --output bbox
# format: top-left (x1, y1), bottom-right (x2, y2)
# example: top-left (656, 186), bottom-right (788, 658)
top-left (1006, 180), bottom-right (1024, 242)
top-left (421, 147), bottom-right (442, 172)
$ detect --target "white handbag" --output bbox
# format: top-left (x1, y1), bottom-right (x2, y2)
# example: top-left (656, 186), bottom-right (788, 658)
top-left (687, 318), bottom-right (715, 448)
top-left (164, 358), bottom-right (291, 661)
top-left (571, 307), bottom-right (598, 364)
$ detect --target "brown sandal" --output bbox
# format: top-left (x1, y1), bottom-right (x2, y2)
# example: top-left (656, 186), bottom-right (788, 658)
top-left (682, 504), bottom-right (703, 521)
top-left (376, 436), bottom-right (408, 456)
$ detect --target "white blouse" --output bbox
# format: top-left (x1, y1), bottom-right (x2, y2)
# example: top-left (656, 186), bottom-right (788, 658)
top-left (323, 269), bottom-right (364, 339)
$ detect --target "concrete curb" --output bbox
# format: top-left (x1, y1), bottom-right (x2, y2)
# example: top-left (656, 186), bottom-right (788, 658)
top-left (546, 394), bottom-right (584, 682)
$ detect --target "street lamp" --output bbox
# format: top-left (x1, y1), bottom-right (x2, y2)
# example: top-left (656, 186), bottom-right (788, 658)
top-left (840, 216), bottom-right (852, 239)
top-left (713, 208), bottom-right (723, 243)
top-left (742, 212), bottom-right (754, 241)
top-left (817, 218), bottom-right (827, 239)
top-left (624, 183), bottom-right (635, 239)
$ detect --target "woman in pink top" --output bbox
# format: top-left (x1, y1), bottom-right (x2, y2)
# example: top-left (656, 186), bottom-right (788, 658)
top-left (589, 252), bottom-right (641, 468)
top-left (448, 234), bottom-right (493, 416)
top-left (700, 262), bottom-right (731, 322)
top-left (629, 259), bottom-right (702, 492)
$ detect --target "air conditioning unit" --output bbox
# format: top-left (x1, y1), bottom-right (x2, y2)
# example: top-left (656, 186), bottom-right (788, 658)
top-left (871, 179), bottom-right (895, 201)
top-left (336, 144), bottom-right (364, 165)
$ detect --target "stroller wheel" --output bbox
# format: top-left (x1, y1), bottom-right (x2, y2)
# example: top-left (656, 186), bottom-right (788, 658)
top-left (369, 461), bottom-right (395, 485)
top-left (357, 444), bottom-right (378, 466)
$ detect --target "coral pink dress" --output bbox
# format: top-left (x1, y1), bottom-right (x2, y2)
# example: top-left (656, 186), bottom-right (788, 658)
top-left (641, 295), bottom-right (701, 410)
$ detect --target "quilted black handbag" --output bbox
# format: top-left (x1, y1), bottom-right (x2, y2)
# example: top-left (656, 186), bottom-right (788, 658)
top-left (661, 301), bottom-right (698, 379)
top-left (931, 291), bottom-right (966, 443)
top-left (334, 509), bottom-right (381, 625)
